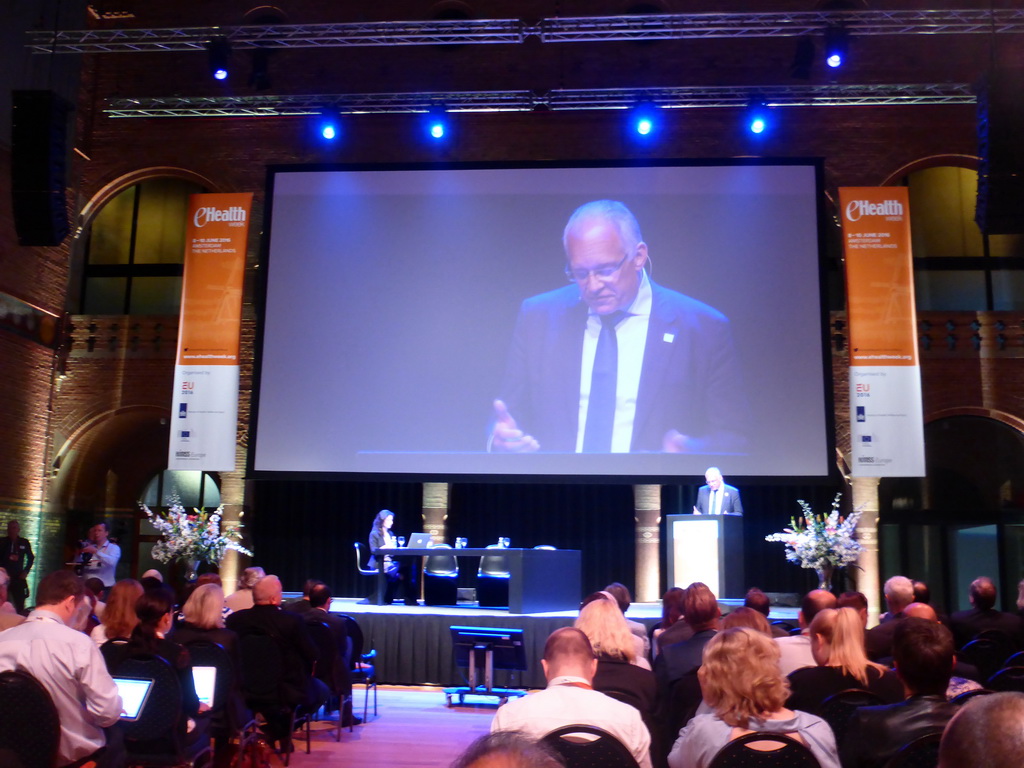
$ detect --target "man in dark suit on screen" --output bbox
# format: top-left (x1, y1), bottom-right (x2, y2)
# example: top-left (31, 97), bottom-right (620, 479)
top-left (490, 200), bottom-right (748, 454)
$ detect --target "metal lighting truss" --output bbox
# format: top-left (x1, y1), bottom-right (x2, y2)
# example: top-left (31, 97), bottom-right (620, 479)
top-left (26, 9), bottom-right (1024, 53)
top-left (103, 83), bottom-right (976, 119)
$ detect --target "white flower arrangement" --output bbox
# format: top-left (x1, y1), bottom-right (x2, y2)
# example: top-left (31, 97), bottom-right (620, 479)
top-left (764, 493), bottom-right (863, 572)
top-left (142, 498), bottom-right (252, 566)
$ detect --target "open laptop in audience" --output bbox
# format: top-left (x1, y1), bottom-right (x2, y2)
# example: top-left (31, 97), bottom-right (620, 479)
top-left (114, 677), bottom-right (154, 722)
top-left (191, 665), bottom-right (217, 708)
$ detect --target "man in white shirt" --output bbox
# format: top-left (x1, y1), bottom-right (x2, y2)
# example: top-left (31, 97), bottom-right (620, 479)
top-left (79, 522), bottom-right (121, 587)
top-left (776, 589), bottom-right (837, 676)
top-left (491, 627), bottom-right (652, 768)
top-left (0, 570), bottom-right (124, 768)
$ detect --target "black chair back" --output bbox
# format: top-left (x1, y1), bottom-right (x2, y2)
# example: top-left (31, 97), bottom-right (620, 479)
top-left (818, 688), bottom-right (885, 746)
top-left (985, 665), bottom-right (1024, 693)
top-left (305, 621), bottom-right (342, 690)
top-left (0, 670), bottom-right (60, 768)
top-left (708, 732), bottom-right (821, 768)
top-left (237, 630), bottom-right (286, 705)
top-left (478, 548), bottom-right (510, 577)
top-left (424, 545), bottom-right (458, 576)
top-left (959, 638), bottom-right (1010, 684)
top-left (337, 613), bottom-right (378, 720)
top-left (541, 724), bottom-right (640, 768)
top-left (883, 732), bottom-right (942, 768)
top-left (112, 654), bottom-right (186, 757)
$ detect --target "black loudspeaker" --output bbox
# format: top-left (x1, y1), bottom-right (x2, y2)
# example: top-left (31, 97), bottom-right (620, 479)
top-left (976, 69), bottom-right (1024, 235)
top-left (11, 90), bottom-right (71, 247)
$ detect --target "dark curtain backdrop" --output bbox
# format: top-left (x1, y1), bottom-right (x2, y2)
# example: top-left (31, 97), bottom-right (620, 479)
top-left (250, 479), bottom-right (847, 601)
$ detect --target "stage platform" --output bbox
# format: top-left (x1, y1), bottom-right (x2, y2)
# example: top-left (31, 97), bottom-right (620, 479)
top-left (320, 597), bottom-right (799, 689)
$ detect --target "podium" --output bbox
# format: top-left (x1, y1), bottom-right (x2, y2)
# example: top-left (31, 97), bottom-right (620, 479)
top-left (666, 514), bottom-right (745, 599)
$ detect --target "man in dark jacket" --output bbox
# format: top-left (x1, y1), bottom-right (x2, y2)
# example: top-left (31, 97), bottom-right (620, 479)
top-left (841, 618), bottom-right (959, 768)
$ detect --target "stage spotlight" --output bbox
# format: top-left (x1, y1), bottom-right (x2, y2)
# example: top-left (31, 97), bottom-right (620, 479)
top-left (318, 110), bottom-right (341, 141)
top-left (425, 107), bottom-right (449, 140)
top-left (631, 103), bottom-right (658, 137)
top-left (206, 37), bottom-right (232, 81)
top-left (824, 24), bottom-right (848, 69)
top-left (745, 98), bottom-right (771, 135)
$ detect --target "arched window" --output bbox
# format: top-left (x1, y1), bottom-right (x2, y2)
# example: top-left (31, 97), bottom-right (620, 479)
top-left (141, 470), bottom-right (221, 509)
top-left (904, 166), bottom-right (1024, 310)
top-left (81, 177), bottom-right (206, 314)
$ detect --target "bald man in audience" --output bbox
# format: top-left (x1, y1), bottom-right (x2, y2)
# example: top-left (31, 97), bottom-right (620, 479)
top-left (491, 627), bottom-right (652, 768)
top-left (226, 575), bottom-right (327, 751)
top-left (938, 692), bottom-right (1024, 768)
top-left (903, 602), bottom-right (983, 695)
top-left (949, 576), bottom-right (1024, 649)
top-left (775, 589), bottom-right (837, 676)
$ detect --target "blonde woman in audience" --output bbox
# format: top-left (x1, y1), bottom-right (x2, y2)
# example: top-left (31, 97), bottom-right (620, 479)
top-left (786, 607), bottom-right (903, 715)
top-left (577, 592), bottom-right (651, 670)
top-left (224, 566), bottom-right (264, 612)
top-left (721, 606), bottom-right (771, 636)
top-left (172, 583), bottom-right (239, 653)
top-left (91, 578), bottom-right (143, 645)
top-left (668, 627), bottom-right (840, 768)
top-left (574, 596), bottom-right (657, 726)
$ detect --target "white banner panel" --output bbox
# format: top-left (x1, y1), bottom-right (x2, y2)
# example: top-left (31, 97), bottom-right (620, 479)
top-left (169, 365), bottom-right (240, 470)
top-left (849, 366), bottom-right (925, 476)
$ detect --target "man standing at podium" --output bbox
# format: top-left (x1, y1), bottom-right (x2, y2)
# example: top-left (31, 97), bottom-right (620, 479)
top-left (694, 467), bottom-right (743, 516)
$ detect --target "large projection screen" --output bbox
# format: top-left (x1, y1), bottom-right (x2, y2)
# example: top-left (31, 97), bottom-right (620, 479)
top-left (252, 160), bottom-right (831, 480)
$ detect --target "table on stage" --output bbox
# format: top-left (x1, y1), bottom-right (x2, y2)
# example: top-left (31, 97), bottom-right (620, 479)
top-left (371, 547), bottom-right (581, 613)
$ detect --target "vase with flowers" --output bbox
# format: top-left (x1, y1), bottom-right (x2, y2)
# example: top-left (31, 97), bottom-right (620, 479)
top-left (142, 497), bottom-right (252, 581)
top-left (765, 493), bottom-right (863, 591)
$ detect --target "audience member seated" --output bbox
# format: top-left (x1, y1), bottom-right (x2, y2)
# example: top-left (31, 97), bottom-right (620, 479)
top-left (865, 575), bottom-right (914, 661)
top-left (225, 566), bottom-right (265, 613)
top-left (655, 582), bottom-right (720, 692)
top-left (304, 582), bottom-right (359, 726)
top-left (667, 627), bottom-right (840, 768)
top-left (786, 607), bottom-right (903, 715)
top-left (901, 602), bottom-right (983, 697)
top-left (491, 627), bottom-right (652, 768)
top-left (605, 581), bottom-right (651, 659)
top-left (841, 617), bottom-right (959, 768)
top-left (284, 579), bottom-right (323, 615)
top-left (85, 577), bottom-right (108, 617)
top-left (226, 574), bottom-right (328, 751)
top-left (574, 596), bottom-right (657, 727)
top-left (721, 606), bottom-right (771, 636)
top-left (0, 568), bottom-right (18, 615)
top-left (172, 583), bottom-right (238, 652)
top-left (949, 576), bottom-right (1023, 649)
top-left (581, 593), bottom-right (651, 671)
top-left (106, 588), bottom-right (211, 743)
top-left (653, 587), bottom-right (691, 657)
top-left (837, 590), bottom-right (869, 627)
top-left (744, 587), bottom-right (787, 638)
top-left (775, 589), bottom-right (837, 676)
top-left (938, 691), bottom-right (1024, 768)
top-left (0, 570), bottom-right (125, 768)
top-left (578, 592), bottom-right (651, 671)
top-left (91, 578), bottom-right (143, 647)
top-left (450, 731), bottom-right (564, 768)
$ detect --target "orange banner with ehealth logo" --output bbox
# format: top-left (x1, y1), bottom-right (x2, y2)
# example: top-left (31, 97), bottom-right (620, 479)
top-left (176, 193), bottom-right (251, 365)
top-left (841, 187), bottom-right (917, 367)
top-left (841, 186), bottom-right (925, 477)
top-left (169, 192), bottom-right (252, 471)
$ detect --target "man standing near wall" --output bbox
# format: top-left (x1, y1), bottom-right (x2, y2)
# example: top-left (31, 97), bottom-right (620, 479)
top-left (0, 520), bottom-right (34, 613)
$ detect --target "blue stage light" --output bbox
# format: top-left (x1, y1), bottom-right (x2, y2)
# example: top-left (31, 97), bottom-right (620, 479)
top-left (825, 25), bottom-right (848, 69)
top-left (425, 107), bottom-right (449, 141)
top-left (745, 98), bottom-right (771, 135)
top-left (317, 109), bottom-right (341, 142)
top-left (206, 38), bottom-right (232, 82)
top-left (630, 103), bottom-right (658, 137)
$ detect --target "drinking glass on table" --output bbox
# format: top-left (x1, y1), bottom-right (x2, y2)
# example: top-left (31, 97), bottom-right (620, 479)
top-left (397, 536), bottom-right (406, 548)
top-left (501, 537), bottom-right (511, 548)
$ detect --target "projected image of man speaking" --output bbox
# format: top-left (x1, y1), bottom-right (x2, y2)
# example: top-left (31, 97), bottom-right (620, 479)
top-left (490, 200), bottom-right (748, 454)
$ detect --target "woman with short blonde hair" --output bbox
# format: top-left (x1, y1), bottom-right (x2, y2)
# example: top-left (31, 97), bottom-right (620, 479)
top-left (668, 628), bottom-right (840, 768)
top-left (721, 606), bottom-right (771, 636)
top-left (575, 596), bottom-right (642, 666)
top-left (786, 607), bottom-right (903, 714)
top-left (181, 583), bottom-right (227, 630)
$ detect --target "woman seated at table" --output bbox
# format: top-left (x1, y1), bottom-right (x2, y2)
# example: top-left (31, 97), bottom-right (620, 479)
top-left (367, 509), bottom-right (418, 606)
top-left (786, 607), bottom-right (904, 715)
top-left (668, 627), bottom-right (840, 768)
